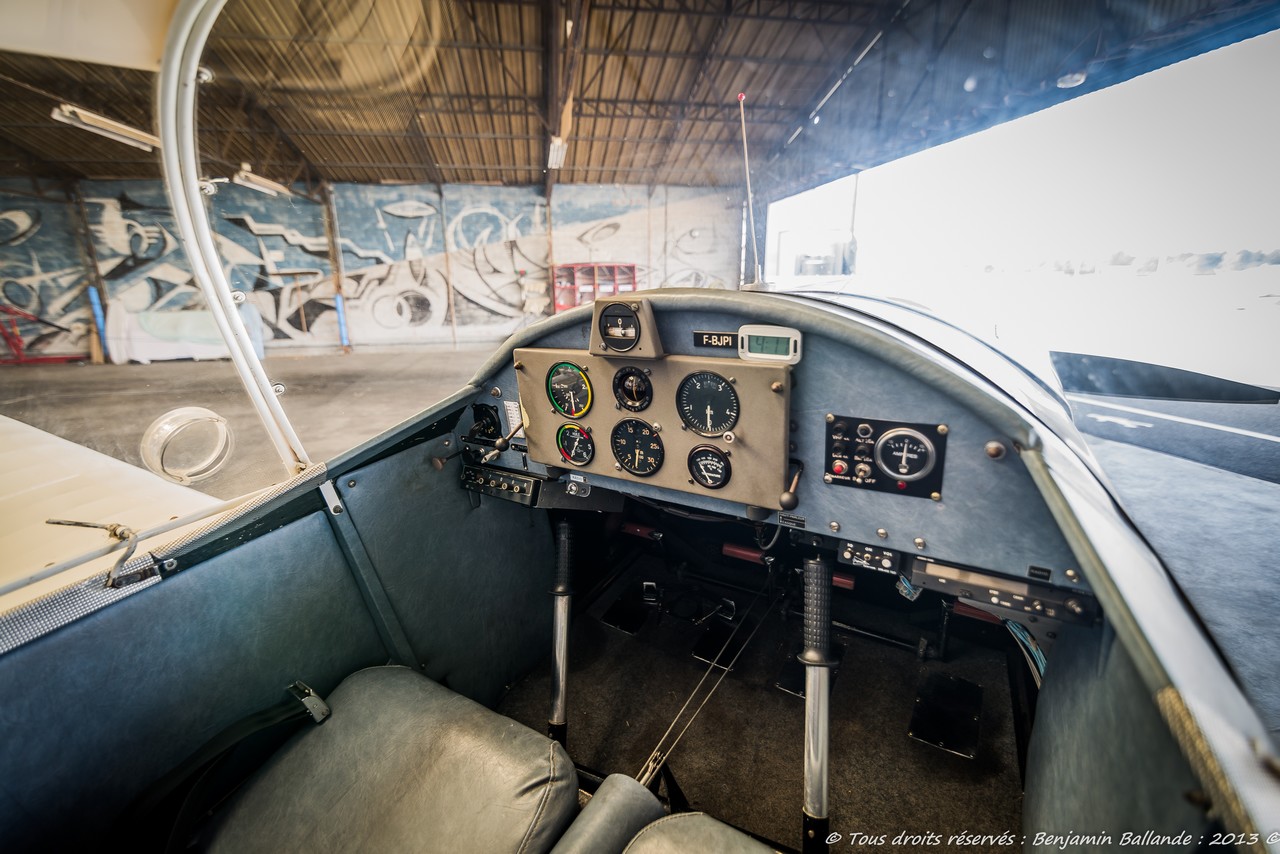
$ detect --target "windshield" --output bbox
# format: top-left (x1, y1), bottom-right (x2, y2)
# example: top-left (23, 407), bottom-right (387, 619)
top-left (765, 29), bottom-right (1280, 410)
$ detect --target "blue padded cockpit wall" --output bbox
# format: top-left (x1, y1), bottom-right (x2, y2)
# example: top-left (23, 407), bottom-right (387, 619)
top-left (0, 511), bottom-right (387, 851)
top-left (336, 437), bottom-right (556, 709)
top-left (1023, 623), bottom-right (1209, 850)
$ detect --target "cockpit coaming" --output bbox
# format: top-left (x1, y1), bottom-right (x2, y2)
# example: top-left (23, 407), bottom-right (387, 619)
top-left (469, 292), bottom-right (1095, 627)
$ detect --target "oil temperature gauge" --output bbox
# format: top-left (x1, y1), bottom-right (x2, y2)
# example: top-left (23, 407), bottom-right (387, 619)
top-left (874, 428), bottom-right (937, 482)
top-left (687, 445), bottom-right (731, 489)
top-left (555, 423), bottom-right (594, 466)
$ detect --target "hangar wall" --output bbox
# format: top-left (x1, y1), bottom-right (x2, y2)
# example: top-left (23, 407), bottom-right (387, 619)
top-left (0, 179), bottom-right (743, 360)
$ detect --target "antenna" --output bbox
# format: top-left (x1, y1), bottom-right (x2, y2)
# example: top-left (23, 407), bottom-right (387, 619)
top-left (738, 92), bottom-right (762, 286)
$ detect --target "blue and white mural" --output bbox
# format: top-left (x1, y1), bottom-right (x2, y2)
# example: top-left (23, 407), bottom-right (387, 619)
top-left (0, 182), bottom-right (93, 358)
top-left (210, 185), bottom-right (336, 347)
top-left (551, 185), bottom-right (743, 292)
top-left (0, 180), bottom-right (743, 359)
top-left (330, 183), bottom-right (549, 344)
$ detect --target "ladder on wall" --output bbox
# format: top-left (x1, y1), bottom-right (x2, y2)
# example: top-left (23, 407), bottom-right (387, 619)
top-left (553, 263), bottom-right (639, 313)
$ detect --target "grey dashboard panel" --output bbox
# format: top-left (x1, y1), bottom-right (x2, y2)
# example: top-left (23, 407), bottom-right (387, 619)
top-left (467, 294), bottom-right (1081, 589)
top-left (513, 346), bottom-right (790, 510)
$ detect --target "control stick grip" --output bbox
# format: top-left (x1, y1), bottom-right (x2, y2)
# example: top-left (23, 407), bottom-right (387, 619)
top-left (800, 556), bottom-right (833, 667)
top-left (553, 520), bottom-right (573, 597)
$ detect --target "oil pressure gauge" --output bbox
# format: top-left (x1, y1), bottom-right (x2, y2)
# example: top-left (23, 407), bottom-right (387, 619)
top-left (874, 428), bottom-right (937, 482)
top-left (687, 445), bottom-right (731, 489)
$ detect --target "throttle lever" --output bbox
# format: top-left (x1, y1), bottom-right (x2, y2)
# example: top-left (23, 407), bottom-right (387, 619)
top-left (482, 420), bottom-right (524, 463)
top-left (780, 458), bottom-right (804, 510)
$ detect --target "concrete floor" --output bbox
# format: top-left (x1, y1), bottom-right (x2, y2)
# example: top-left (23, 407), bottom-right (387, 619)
top-left (0, 347), bottom-right (494, 500)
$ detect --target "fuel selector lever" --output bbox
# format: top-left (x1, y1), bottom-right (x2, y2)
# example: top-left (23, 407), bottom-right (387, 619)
top-left (482, 420), bottom-right (524, 463)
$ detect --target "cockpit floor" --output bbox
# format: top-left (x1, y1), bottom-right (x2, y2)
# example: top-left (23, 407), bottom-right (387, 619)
top-left (498, 557), bottom-right (1023, 852)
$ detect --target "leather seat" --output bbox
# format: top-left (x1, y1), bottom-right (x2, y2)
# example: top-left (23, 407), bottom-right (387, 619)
top-left (550, 774), bottom-right (777, 854)
top-left (625, 813), bottom-right (779, 853)
top-left (207, 666), bottom-right (578, 854)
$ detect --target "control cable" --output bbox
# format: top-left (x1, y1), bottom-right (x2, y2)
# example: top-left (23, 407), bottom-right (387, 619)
top-left (636, 582), bottom-right (783, 787)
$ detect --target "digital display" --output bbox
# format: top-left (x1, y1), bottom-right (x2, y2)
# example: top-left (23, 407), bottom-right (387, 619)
top-left (737, 324), bottom-right (802, 364)
top-left (747, 334), bottom-right (791, 356)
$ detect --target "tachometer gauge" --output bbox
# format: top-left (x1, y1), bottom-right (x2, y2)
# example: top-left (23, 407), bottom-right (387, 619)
top-left (687, 445), bottom-right (731, 489)
top-left (612, 366), bottom-right (653, 412)
top-left (873, 428), bottom-right (937, 482)
top-left (555, 423), bottom-right (594, 466)
top-left (611, 418), bottom-right (664, 476)
top-left (546, 362), bottom-right (592, 418)
top-left (676, 371), bottom-right (740, 437)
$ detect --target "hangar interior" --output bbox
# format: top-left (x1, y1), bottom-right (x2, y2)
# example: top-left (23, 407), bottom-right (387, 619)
top-left (1, 2), bottom-right (1278, 852)
top-left (3, 0), bottom-right (1275, 357)
top-left (2, 0), bottom-right (1274, 492)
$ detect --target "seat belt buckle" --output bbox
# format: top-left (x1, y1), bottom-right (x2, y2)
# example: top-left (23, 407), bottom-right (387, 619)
top-left (287, 681), bottom-right (331, 723)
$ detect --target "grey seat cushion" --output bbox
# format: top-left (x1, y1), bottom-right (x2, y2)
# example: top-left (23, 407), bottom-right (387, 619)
top-left (625, 812), bottom-right (780, 853)
top-left (208, 666), bottom-right (578, 854)
top-left (550, 774), bottom-right (666, 854)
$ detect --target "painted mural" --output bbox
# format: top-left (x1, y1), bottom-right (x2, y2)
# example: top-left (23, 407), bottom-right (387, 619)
top-left (210, 184), bottom-right (336, 347)
top-left (0, 182), bottom-right (93, 359)
top-left (329, 183), bottom-right (550, 345)
top-left (0, 180), bottom-right (743, 361)
top-left (550, 184), bottom-right (744, 298)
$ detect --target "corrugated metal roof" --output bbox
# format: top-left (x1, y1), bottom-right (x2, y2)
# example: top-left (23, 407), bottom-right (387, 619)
top-left (1, 0), bottom-right (1275, 198)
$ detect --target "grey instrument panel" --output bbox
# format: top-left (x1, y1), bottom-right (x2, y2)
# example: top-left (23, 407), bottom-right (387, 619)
top-left (467, 294), bottom-right (1087, 593)
top-left (512, 300), bottom-right (792, 510)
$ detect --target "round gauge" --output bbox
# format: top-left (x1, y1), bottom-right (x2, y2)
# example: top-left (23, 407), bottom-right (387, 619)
top-left (676, 371), bottom-right (740, 437)
top-left (873, 428), bottom-right (937, 482)
top-left (467, 404), bottom-right (501, 441)
top-left (555, 423), bottom-right (594, 466)
top-left (598, 303), bottom-right (641, 352)
top-left (612, 366), bottom-right (653, 412)
top-left (687, 445), bottom-right (732, 490)
top-left (611, 418), bottom-right (664, 477)
top-left (546, 362), bottom-right (593, 418)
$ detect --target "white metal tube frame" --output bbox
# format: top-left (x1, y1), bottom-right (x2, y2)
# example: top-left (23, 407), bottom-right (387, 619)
top-left (156, 0), bottom-right (310, 476)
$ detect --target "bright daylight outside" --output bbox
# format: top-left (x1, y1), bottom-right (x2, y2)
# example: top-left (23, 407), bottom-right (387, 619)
top-left (768, 28), bottom-right (1280, 396)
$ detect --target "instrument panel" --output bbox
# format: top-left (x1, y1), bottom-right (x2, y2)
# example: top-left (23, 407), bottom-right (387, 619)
top-left (512, 347), bottom-right (791, 510)
top-left (466, 292), bottom-right (1086, 594)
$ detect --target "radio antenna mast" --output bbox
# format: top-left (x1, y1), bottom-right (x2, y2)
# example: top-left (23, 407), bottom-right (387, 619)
top-left (738, 92), bottom-right (762, 286)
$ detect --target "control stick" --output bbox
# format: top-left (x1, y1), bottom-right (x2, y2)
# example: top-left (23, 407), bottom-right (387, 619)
top-left (549, 519), bottom-right (573, 747)
top-left (800, 555), bottom-right (834, 854)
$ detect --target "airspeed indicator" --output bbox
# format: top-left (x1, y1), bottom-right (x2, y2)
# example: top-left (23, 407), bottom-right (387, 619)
top-left (546, 362), bottom-right (592, 418)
